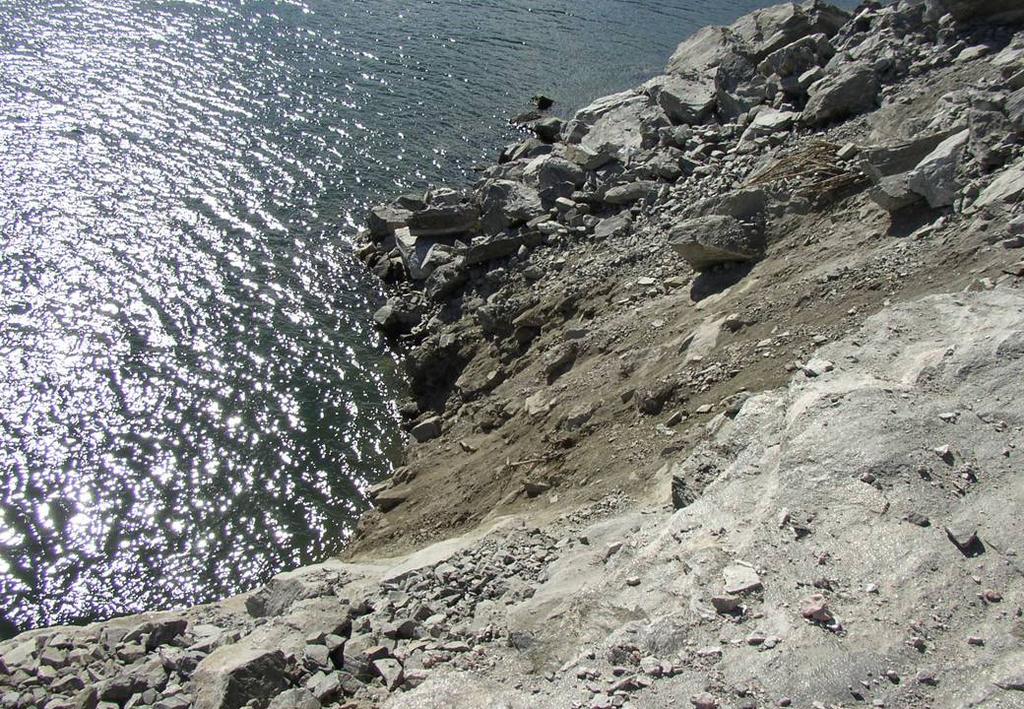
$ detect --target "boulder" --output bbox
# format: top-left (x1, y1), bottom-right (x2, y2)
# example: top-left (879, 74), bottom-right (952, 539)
top-left (593, 213), bottom-right (633, 240)
top-left (193, 649), bottom-right (289, 709)
top-left (405, 203), bottom-right (479, 237)
top-left (500, 137), bottom-right (552, 164)
top-left (974, 162), bottom-right (1024, 211)
top-left (643, 74), bottom-right (716, 125)
top-left (410, 417), bottom-right (443, 443)
top-left (739, 109), bottom-right (797, 146)
top-left (1005, 87), bottom-right (1024, 132)
top-left (907, 129), bottom-right (969, 208)
top-left (757, 33), bottom-right (834, 78)
top-left (268, 689), bottom-right (319, 709)
top-left (603, 181), bottom-right (660, 205)
top-left (869, 172), bottom-right (923, 212)
top-left (523, 155), bottom-right (586, 201)
top-left (802, 64), bottom-right (880, 126)
top-left (393, 227), bottom-right (435, 280)
top-left (669, 215), bottom-right (764, 270)
top-left (968, 108), bottom-right (1015, 170)
top-left (373, 299), bottom-right (422, 336)
top-left (478, 180), bottom-right (543, 234)
top-left (567, 98), bottom-right (668, 168)
top-left (533, 117), bottom-right (564, 143)
top-left (424, 258), bottom-right (467, 302)
top-left (365, 204), bottom-right (413, 239)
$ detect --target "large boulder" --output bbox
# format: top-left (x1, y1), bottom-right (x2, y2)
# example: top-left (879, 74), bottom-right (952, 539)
top-left (907, 129), bottom-right (969, 208)
top-left (643, 74), bottom-right (716, 125)
top-left (669, 215), bottom-right (765, 271)
top-left (564, 95), bottom-right (668, 168)
top-left (802, 64), bottom-right (880, 126)
top-left (602, 181), bottom-right (660, 205)
top-left (193, 648), bottom-right (289, 709)
top-left (757, 33), bottom-right (834, 79)
top-left (404, 202), bottom-right (479, 238)
top-left (478, 180), bottom-right (543, 234)
top-left (523, 155), bottom-right (586, 201)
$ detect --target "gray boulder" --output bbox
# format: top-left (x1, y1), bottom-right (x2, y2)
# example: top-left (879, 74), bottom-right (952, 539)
top-left (593, 213), bottom-right (633, 240)
top-left (802, 64), bottom-right (880, 126)
top-left (523, 155), bottom-right (586, 201)
top-left (533, 117), bottom-right (564, 143)
top-left (374, 299), bottom-right (422, 336)
top-left (603, 181), bottom-right (660, 205)
top-left (669, 215), bottom-right (764, 270)
top-left (757, 33), bottom-right (834, 79)
top-left (193, 648), bottom-right (289, 709)
top-left (643, 74), bottom-right (716, 125)
top-left (1005, 87), bottom-right (1024, 131)
top-left (268, 689), bottom-right (319, 709)
top-left (565, 97), bottom-right (668, 168)
top-left (424, 258), bottom-right (468, 302)
top-left (907, 129), bottom-right (969, 208)
top-left (478, 180), bottom-right (543, 234)
top-left (405, 202), bottom-right (479, 237)
top-left (869, 173), bottom-right (924, 212)
top-left (365, 203), bottom-right (414, 240)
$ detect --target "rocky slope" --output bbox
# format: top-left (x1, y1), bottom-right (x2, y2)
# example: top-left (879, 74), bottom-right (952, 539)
top-left (2, 1), bottom-right (1024, 708)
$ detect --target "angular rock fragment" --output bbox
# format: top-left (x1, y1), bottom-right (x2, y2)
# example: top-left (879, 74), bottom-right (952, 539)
top-left (669, 215), bottom-right (764, 270)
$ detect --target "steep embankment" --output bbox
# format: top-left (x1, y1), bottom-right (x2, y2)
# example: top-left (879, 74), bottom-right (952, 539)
top-left (2, 1), bottom-right (1024, 708)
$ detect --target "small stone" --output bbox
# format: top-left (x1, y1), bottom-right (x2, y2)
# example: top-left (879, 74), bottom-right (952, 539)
top-left (625, 577), bottom-right (641, 587)
top-left (695, 646), bottom-right (722, 659)
top-left (800, 593), bottom-right (834, 624)
top-left (945, 525), bottom-right (982, 554)
top-left (916, 670), bottom-right (939, 686)
top-left (711, 596), bottom-right (741, 614)
top-left (905, 512), bottom-right (931, 527)
top-left (802, 358), bottom-right (834, 378)
top-left (983, 590), bottom-right (1003, 603)
top-left (691, 692), bottom-right (718, 709)
top-left (967, 636), bottom-right (985, 646)
top-left (723, 564), bottom-right (762, 595)
top-left (410, 417), bottom-right (443, 443)
top-left (603, 542), bottom-right (624, 562)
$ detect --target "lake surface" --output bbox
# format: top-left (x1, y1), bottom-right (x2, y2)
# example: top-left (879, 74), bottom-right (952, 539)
top-left (0, 0), bottom-right (829, 634)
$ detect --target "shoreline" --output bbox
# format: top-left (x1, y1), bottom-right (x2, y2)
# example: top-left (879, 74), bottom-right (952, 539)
top-left (3, 1), bottom-right (1024, 707)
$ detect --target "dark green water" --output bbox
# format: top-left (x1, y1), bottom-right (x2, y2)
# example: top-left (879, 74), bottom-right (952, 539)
top-left (0, 0), bottom-right (831, 634)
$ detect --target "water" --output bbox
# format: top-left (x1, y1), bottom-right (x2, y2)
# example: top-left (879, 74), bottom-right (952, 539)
top-left (0, 0), bottom-right (825, 635)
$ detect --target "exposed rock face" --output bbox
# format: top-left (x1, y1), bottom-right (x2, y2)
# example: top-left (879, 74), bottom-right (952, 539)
top-left (669, 215), bottom-right (764, 270)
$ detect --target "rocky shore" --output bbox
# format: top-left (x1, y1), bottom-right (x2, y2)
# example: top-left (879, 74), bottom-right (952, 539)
top-left (3, 0), bottom-right (1024, 707)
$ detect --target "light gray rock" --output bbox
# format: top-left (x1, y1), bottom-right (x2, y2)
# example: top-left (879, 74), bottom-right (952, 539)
top-left (869, 173), bottom-right (923, 212)
top-left (374, 299), bottom-right (422, 337)
top-left (603, 181), bottom-right (660, 205)
top-left (268, 689), bottom-right (319, 709)
top-left (757, 33), bottom-right (834, 78)
top-left (192, 648), bottom-right (290, 709)
top-left (405, 202), bottom-right (479, 238)
top-left (411, 417), bottom-right (443, 443)
top-left (643, 74), bottom-right (716, 125)
top-left (593, 213), bottom-right (633, 240)
top-left (802, 65), bottom-right (880, 126)
top-left (669, 215), bottom-right (764, 270)
top-left (974, 162), bottom-right (1024, 211)
top-left (907, 129), bottom-right (969, 208)
top-left (478, 180), bottom-right (543, 234)
top-left (373, 658), bottom-right (405, 691)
